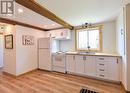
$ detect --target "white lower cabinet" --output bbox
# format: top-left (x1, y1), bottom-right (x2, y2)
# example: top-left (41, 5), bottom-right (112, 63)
top-left (84, 56), bottom-right (96, 77)
top-left (75, 55), bottom-right (85, 74)
top-left (107, 58), bottom-right (119, 81)
top-left (66, 55), bottom-right (120, 82)
top-left (96, 57), bottom-right (120, 81)
top-left (66, 55), bottom-right (75, 73)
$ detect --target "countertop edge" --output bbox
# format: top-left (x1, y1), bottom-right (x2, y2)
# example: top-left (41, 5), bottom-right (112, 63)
top-left (65, 53), bottom-right (122, 58)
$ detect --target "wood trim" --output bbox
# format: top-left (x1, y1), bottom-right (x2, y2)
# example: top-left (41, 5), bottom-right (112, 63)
top-left (75, 25), bottom-right (103, 52)
top-left (121, 82), bottom-right (130, 93)
top-left (0, 18), bottom-right (48, 31)
top-left (47, 27), bottom-right (65, 31)
top-left (99, 25), bottom-right (103, 52)
top-left (3, 72), bottom-right (17, 78)
top-left (3, 69), bottom-right (38, 77)
top-left (16, 69), bottom-right (38, 77)
top-left (15, 0), bottom-right (73, 30)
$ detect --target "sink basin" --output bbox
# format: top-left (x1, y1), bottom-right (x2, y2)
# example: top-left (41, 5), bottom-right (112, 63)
top-left (78, 52), bottom-right (95, 55)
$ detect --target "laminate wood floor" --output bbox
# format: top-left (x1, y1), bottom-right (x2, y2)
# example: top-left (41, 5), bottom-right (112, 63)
top-left (0, 70), bottom-right (125, 93)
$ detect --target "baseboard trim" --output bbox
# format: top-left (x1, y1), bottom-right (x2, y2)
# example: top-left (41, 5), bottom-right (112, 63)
top-left (121, 82), bottom-right (130, 93)
top-left (67, 71), bottom-right (120, 84)
top-left (3, 72), bottom-right (17, 78)
top-left (3, 69), bottom-right (38, 77)
top-left (17, 69), bottom-right (38, 77)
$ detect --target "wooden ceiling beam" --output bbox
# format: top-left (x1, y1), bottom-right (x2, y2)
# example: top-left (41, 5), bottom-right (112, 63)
top-left (15, 0), bottom-right (73, 30)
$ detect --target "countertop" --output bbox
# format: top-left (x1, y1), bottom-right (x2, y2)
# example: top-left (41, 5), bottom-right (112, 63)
top-left (65, 52), bottom-right (121, 57)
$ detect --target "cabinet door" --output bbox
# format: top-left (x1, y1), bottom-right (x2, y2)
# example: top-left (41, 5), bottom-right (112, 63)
top-left (66, 55), bottom-right (75, 73)
top-left (84, 56), bottom-right (96, 77)
top-left (107, 58), bottom-right (119, 81)
top-left (75, 55), bottom-right (85, 74)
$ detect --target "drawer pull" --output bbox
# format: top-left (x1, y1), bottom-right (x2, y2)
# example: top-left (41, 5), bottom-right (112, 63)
top-left (73, 56), bottom-right (75, 60)
top-left (99, 69), bottom-right (105, 71)
top-left (83, 56), bottom-right (86, 60)
top-left (99, 64), bottom-right (105, 66)
top-left (99, 75), bottom-right (105, 77)
top-left (99, 58), bottom-right (104, 60)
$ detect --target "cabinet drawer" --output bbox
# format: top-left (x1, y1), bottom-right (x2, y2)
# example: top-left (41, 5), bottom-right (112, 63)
top-left (97, 65), bottom-right (106, 71)
top-left (97, 61), bottom-right (107, 67)
top-left (96, 57), bottom-right (117, 62)
top-left (97, 71), bottom-right (107, 78)
top-left (97, 68), bottom-right (106, 73)
top-left (96, 57), bottom-right (109, 61)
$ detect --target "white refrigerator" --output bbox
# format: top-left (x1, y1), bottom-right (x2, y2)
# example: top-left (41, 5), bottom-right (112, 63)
top-left (38, 38), bottom-right (59, 71)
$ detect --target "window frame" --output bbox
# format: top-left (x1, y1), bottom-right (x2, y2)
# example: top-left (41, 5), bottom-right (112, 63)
top-left (75, 25), bottom-right (102, 52)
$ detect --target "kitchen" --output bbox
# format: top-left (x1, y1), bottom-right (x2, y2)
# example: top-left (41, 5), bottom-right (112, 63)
top-left (0, 0), bottom-right (130, 93)
top-left (38, 22), bottom-right (121, 82)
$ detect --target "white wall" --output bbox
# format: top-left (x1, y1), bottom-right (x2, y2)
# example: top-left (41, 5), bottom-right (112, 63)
top-left (102, 21), bottom-right (116, 53)
top-left (116, 8), bottom-right (127, 89)
top-left (3, 24), bottom-right (46, 76)
top-left (125, 4), bottom-right (130, 91)
top-left (0, 35), bottom-right (4, 68)
top-left (15, 25), bottom-right (45, 75)
top-left (60, 21), bottom-right (117, 53)
top-left (59, 30), bottom-right (75, 52)
top-left (3, 25), bottom-right (16, 75)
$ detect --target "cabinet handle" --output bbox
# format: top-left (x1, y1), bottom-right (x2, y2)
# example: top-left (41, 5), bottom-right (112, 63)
top-left (99, 75), bottom-right (105, 77)
top-left (99, 64), bottom-right (104, 66)
top-left (99, 58), bottom-right (104, 60)
top-left (83, 56), bottom-right (86, 60)
top-left (99, 69), bottom-right (105, 71)
top-left (117, 58), bottom-right (118, 64)
top-left (73, 56), bottom-right (75, 60)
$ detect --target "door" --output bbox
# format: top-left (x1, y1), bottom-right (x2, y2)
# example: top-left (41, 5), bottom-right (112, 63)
top-left (75, 55), bottom-right (85, 74)
top-left (38, 49), bottom-right (51, 71)
top-left (66, 55), bottom-right (75, 73)
top-left (84, 56), bottom-right (96, 76)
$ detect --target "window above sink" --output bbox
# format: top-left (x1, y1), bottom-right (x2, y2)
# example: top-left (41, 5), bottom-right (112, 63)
top-left (75, 25), bottom-right (102, 52)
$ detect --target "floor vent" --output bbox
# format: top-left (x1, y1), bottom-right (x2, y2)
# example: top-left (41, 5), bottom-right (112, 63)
top-left (80, 88), bottom-right (99, 93)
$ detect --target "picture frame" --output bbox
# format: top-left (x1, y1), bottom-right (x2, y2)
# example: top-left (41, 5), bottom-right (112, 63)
top-left (5, 34), bottom-right (13, 49)
top-left (22, 35), bottom-right (34, 45)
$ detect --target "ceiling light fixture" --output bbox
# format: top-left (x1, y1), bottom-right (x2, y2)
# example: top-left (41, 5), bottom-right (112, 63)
top-left (52, 24), bottom-right (55, 26)
top-left (18, 8), bottom-right (23, 13)
top-left (44, 25), bottom-right (48, 28)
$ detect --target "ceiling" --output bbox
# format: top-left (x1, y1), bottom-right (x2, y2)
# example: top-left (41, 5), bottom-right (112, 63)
top-left (0, 3), bottom-right (63, 30)
top-left (36, 0), bottom-right (122, 26)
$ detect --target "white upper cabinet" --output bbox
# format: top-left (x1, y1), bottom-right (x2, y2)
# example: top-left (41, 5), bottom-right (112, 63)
top-left (46, 29), bottom-right (71, 40)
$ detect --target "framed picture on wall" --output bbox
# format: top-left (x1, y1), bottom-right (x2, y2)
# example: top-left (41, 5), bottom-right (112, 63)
top-left (22, 35), bottom-right (34, 45)
top-left (5, 34), bottom-right (13, 49)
